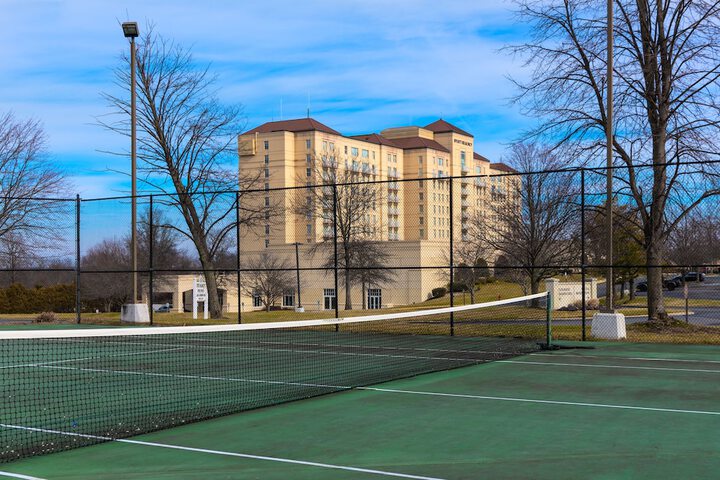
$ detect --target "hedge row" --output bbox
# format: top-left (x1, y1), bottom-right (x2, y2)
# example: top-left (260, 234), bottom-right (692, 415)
top-left (0, 283), bottom-right (75, 314)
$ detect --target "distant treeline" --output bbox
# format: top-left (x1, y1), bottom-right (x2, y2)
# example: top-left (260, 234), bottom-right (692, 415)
top-left (0, 283), bottom-right (75, 314)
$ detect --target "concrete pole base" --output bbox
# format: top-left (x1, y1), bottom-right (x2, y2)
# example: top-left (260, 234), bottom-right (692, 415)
top-left (121, 303), bottom-right (150, 324)
top-left (591, 312), bottom-right (626, 339)
top-left (295, 307), bottom-right (305, 313)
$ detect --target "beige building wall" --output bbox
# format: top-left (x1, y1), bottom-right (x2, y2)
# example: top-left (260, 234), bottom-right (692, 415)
top-left (228, 117), bottom-right (519, 312)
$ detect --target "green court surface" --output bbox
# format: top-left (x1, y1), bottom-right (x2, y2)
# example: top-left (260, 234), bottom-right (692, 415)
top-left (3, 341), bottom-right (720, 479)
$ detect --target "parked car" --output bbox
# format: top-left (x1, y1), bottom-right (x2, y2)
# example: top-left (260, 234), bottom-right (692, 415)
top-left (636, 279), bottom-right (678, 292)
top-left (155, 304), bottom-right (172, 313)
top-left (684, 272), bottom-right (705, 282)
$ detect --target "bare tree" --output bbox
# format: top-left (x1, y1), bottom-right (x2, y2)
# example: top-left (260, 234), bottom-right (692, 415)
top-left (510, 0), bottom-right (720, 320)
top-left (586, 204), bottom-right (646, 299)
top-left (667, 207), bottom-right (720, 271)
top-left (473, 143), bottom-right (579, 306)
top-left (240, 252), bottom-right (294, 312)
top-left (440, 238), bottom-right (492, 304)
top-left (101, 27), bottom-right (267, 318)
top-left (295, 150), bottom-right (384, 310)
top-left (350, 241), bottom-right (396, 310)
top-left (0, 112), bottom-right (68, 254)
top-left (81, 239), bottom-right (132, 312)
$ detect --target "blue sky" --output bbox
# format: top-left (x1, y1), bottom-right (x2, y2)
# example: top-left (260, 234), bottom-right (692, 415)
top-left (1, 0), bottom-right (532, 199)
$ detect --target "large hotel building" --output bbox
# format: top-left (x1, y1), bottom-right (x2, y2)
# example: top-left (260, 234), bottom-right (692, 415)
top-left (232, 117), bottom-right (516, 312)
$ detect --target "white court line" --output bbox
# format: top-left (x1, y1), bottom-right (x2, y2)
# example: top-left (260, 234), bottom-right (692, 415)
top-left (0, 424), bottom-right (445, 480)
top-left (1, 347), bottom-right (184, 370)
top-left (40, 364), bottom-right (350, 390)
top-left (0, 472), bottom-right (46, 480)
top-left (531, 352), bottom-right (720, 365)
top-left (498, 359), bottom-right (720, 374)
top-left (358, 387), bottom-right (720, 416)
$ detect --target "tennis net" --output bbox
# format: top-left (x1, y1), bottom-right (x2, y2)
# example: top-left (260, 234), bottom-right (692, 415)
top-left (0, 292), bottom-right (551, 462)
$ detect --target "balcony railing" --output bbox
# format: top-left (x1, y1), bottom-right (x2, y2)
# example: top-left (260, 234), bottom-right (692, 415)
top-left (475, 178), bottom-right (486, 187)
top-left (461, 187), bottom-right (470, 196)
top-left (461, 200), bottom-right (470, 207)
top-left (388, 194), bottom-right (399, 203)
top-left (388, 181), bottom-right (399, 190)
top-left (388, 220), bottom-right (399, 228)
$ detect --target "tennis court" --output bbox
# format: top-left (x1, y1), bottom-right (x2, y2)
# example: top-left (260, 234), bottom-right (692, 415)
top-left (1, 296), bottom-right (720, 479)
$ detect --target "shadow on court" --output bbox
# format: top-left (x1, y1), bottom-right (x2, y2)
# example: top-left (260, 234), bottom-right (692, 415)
top-left (3, 341), bottom-right (720, 480)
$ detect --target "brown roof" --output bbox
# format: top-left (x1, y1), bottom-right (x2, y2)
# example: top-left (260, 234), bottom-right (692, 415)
top-left (390, 136), bottom-right (450, 153)
top-left (424, 119), bottom-right (473, 138)
top-left (490, 162), bottom-right (517, 173)
top-left (348, 133), bottom-right (399, 147)
top-left (243, 118), bottom-right (341, 136)
top-left (473, 152), bottom-right (491, 163)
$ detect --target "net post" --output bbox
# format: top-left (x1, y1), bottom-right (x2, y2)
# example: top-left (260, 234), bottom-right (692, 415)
top-left (546, 291), bottom-right (553, 348)
top-left (332, 183), bottom-right (339, 330)
top-left (449, 176), bottom-right (454, 336)
top-left (580, 168), bottom-right (586, 341)
top-left (149, 194), bottom-right (154, 326)
top-left (75, 194), bottom-right (81, 324)
top-left (236, 191), bottom-right (242, 324)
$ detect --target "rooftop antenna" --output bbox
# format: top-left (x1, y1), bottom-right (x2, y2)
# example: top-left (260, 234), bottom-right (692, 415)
top-left (306, 92), bottom-right (311, 118)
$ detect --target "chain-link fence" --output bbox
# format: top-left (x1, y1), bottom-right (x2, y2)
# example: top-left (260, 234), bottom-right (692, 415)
top-left (1, 163), bottom-right (720, 343)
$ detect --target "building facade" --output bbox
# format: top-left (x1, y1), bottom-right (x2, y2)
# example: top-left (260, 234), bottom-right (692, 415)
top-left (229, 117), bottom-right (516, 312)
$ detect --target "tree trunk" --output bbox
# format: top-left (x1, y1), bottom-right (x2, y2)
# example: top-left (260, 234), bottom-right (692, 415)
top-left (344, 267), bottom-right (352, 310)
top-left (530, 276), bottom-right (540, 308)
top-left (646, 244), bottom-right (667, 321)
top-left (362, 281), bottom-right (366, 310)
top-left (629, 277), bottom-right (635, 300)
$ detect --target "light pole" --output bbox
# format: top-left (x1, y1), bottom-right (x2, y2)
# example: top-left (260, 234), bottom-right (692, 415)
top-left (123, 22), bottom-right (139, 303)
top-left (120, 22), bottom-right (149, 323)
top-left (605, 0), bottom-right (614, 312)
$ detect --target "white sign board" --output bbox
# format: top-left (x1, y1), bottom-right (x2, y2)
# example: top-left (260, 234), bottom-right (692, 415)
top-left (193, 276), bottom-right (209, 320)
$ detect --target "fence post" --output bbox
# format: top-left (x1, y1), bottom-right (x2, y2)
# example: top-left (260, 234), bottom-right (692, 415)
top-left (75, 194), bottom-right (81, 324)
top-left (236, 191), bottom-right (242, 324)
top-left (149, 195), bottom-right (154, 326)
top-left (449, 176), bottom-right (454, 336)
top-left (332, 184), bottom-right (339, 329)
top-left (546, 291), bottom-right (553, 348)
top-left (581, 168), bottom-right (586, 341)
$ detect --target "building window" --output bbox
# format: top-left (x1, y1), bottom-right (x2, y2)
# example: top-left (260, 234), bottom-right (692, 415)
top-left (265, 197), bottom-right (270, 207)
top-left (283, 292), bottom-right (295, 307)
top-left (420, 228), bottom-right (424, 237)
top-left (361, 149), bottom-right (369, 158)
top-left (372, 151), bottom-right (376, 159)
top-left (323, 288), bottom-right (336, 310)
top-left (264, 140), bottom-right (269, 150)
top-left (393, 154), bottom-right (397, 162)
top-left (329, 142), bottom-right (334, 151)
top-left (264, 239), bottom-right (270, 248)
top-left (306, 168), bottom-right (312, 177)
top-left (368, 288), bottom-right (382, 310)
top-left (419, 156), bottom-right (423, 164)
top-left (438, 158), bottom-right (443, 166)
top-left (306, 154), bottom-right (312, 163)
top-left (323, 141), bottom-right (328, 151)
top-left (264, 155), bottom-right (269, 164)
top-left (265, 225), bottom-right (270, 235)
top-left (306, 224), bottom-right (312, 235)
top-left (345, 145), bottom-right (348, 154)
top-left (306, 139), bottom-right (312, 149)
top-left (264, 182), bottom-right (269, 190)
top-left (265, 168), bottom-right (270, 178)
top-left (253, 293), bottom-right (262, 307)
top-left (461, 151), bottom-right (466, 161)
top-left (419, 217), bottom-right (424, 225)
top-left (419, 192), bottom-right (424, 200)
top-left (351, 147), bottom-right (359, 157)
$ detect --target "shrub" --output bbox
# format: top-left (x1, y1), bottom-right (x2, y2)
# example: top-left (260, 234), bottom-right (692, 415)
top-left (430, 287), bottom-right (447, 299)
top-left (35, 311), bottom-right (59, 323)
